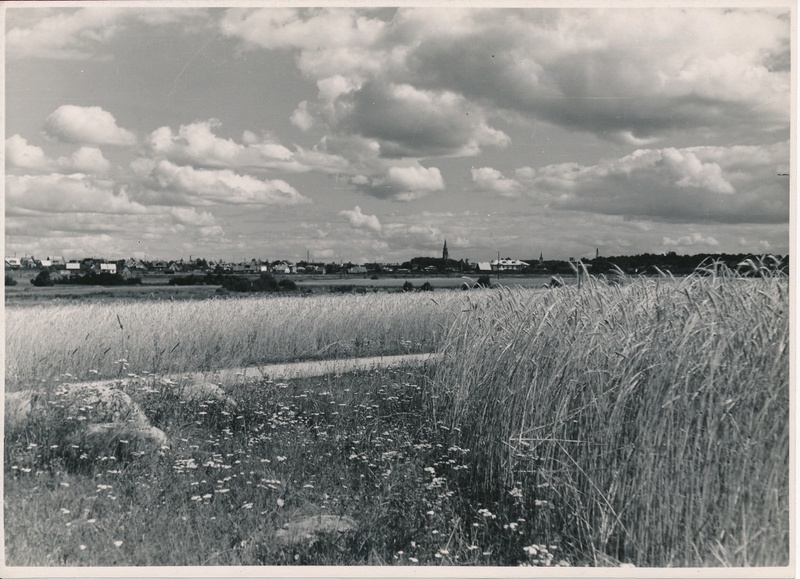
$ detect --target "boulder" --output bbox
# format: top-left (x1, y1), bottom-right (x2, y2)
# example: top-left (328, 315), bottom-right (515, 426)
top-left (53, 382), bottom-right (150, 426)
top-left (274, 514), bottom-right (358, 547)
top-left (5, 390), bottom-right (39, 433)
top-left (66, 422), bottom-right (170, 457)
top-left (177, 382), bottom-right (237, 408)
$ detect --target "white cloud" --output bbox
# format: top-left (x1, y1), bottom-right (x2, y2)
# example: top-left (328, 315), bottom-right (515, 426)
top-left (6, 135), bottom-right (51, 171)
top-left (290, 101), bottom-right (315, 131)
top-left (223, 7), bottom-right (789, 145)
top-left (147, 119), bottom-right (348, 173)
top-left (61, 147), bottom-right (111, 174)
top-left (387, 165), bottom-right (444, 199)
top-left (660, 148), bottom-right (734, 194)
top-left (6, 173), bottom-right (148, 215)
top-left (6, 7), bottom-right (211, 60)
top-left (515, 142), bottom-right (789, 224)
top-left (144, 160), bottom-right (311, 206)
top-left (471, 167), bottom-right (523, 197)
top-left (662, 233), bottom-right (720, 248)
top-left (7, 134), bottom-right (111, 174)
top-left (44, 105), bottom-right (137, 146)
top-left (339, 205), bottom-right (382, 232)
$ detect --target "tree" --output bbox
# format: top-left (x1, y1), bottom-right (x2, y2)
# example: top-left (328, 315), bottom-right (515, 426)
top-left (31, 270), bottom-right (54, 287)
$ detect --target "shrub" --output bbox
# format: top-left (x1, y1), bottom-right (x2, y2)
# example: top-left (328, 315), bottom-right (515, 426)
top-left (278, 278), bottom-right (297, 291)
top-left (220, 276), bottom-right (251, 293)
top-left (402, 281), bottom-right (415, 292)
top-left (5, 274), bottom-right (18, 286)
top-left (476, 275), bottom-right (492, 287)
top-left (31, 271), bottom-right (54, 287)
top-left (420, 281), bottom-right (433, 292)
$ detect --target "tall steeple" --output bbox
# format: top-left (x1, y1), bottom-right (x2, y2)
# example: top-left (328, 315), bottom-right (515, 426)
top-left (442, 239), bottom-right (449, 261)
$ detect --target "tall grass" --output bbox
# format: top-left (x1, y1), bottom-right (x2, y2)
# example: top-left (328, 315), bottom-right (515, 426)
top-left (430, 273), bottom-right (789, 566)
top-left (5, 291), bottom-right (482, 390)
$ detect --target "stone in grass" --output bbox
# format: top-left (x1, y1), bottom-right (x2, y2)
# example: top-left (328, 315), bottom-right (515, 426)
top-left (5, 390), bottom-right (40, 433)
top-left (274, 515), bottom-right (358, 547)
top-left (176, 382), bottom-right (237, 408)
top-left (53, 382), bottom-right (150, 426)
top-left (65, 422), bottom-right (170, 457)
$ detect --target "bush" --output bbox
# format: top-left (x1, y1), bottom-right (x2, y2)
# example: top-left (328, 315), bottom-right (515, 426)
top-left (5, 274), bottom-right (18, 286)
top-left (55, 272), bottom-right (140, 286)
top-left (476, 275), bottom-right (492, 287)
top-left (420, 281), bottom-right (433, 292)
top-left (31, 271), bottom-right (54, 287)
top-left (402, 281), bottom-right (415, 292)
top-left (220, 276), bottom-right (251, 293)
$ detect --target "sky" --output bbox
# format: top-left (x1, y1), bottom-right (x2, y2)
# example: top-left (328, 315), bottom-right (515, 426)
top-left (4, 3), bottom-right (792, 264)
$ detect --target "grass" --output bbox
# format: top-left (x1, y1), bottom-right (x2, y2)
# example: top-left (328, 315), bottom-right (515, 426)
top-left (5, 364), bottom-right (568, 567)
top-left (5, 290), bottom-right (487, 390)
top-left (429, 270), bottom-right (790, 566)
top-left (4, 265), bottom-right (790, 567)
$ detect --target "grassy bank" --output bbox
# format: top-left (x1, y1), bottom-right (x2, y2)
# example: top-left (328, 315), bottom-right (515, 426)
top-left (430, 273), bottom-right (790, 566)
top-left (5, 291), bottom-right (486, 390)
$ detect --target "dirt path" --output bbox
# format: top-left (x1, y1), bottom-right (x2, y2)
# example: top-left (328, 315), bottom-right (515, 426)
top-left (40, 353), bottom-right (442, 391)
top-left (186, 352), bottom-right (441, 386)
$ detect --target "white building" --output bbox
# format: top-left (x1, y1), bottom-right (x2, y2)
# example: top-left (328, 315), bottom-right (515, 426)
top-left (490, 258), bottom-right (529, 272)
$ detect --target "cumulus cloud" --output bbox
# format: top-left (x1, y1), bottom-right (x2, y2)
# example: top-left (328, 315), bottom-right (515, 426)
top-left (147, 119), bottom-right (349, 173)
top-left (338, 205), bottom-right (382, 232)
top-left (7, 134), bottom-right (111, 174)
top-left (341, 82), bottom-right (510, 158)
top-left (6, 135), bottom-right (51, 171)
top-left (223, 7), bottom-right (789, 145)
top-left (62, 147), bottom-right (111, 173)
top-left (516, 141), bottom-right (789, 224)
top-left (662, 232), bottom-right (720, 248)
top-left (348, 163), bottom-right (445, 201)
top-left (137, 159), bottom-right (311, 207)
top-left (6, 7), bottom-right (211, 60)
top-left (6, 173), bottom-right (148, 215)
top-left (471, 167), bottom-right (523, 197)
top-left (44, 105), bottom-right (137, 146)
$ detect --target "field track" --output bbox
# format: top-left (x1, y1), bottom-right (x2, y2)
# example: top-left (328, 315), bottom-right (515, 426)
top-left (35, 353), bottom-right (441, 391)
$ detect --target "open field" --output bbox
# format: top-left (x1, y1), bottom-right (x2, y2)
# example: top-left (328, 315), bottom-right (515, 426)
top-left (4, 272), bottom-right (563, 306)
top-left (5, 271), bottom-right (790, 568)
top-left (5, 290), bottom-right (486, 390)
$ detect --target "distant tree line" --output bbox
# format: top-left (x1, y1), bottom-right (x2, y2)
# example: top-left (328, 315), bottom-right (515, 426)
top-left (576, 252), bottom-right (789, 276)
top-left (31, 271), bottom-right (142, 287)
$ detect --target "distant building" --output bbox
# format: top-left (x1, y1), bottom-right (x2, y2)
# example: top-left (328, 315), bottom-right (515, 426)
top-left (491, 258), bottom-right (529, 272)
top-left (442, 239), bottom-right (449, 261)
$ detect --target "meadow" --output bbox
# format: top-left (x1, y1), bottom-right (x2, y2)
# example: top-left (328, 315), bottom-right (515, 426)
top-left (4, 265), bottom-right (790, 568)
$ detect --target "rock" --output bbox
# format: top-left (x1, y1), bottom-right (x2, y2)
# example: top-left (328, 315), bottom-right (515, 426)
top-left (274, 515), bottom-right (358, 547)
top-left (177, 382), bottom-right (237, 407)
top-left (5, 390), bottom-right (39, 433)
top-left (53, 383), bottom-right (149, 426)
top-left (66, 422), bottom-right (170, 457)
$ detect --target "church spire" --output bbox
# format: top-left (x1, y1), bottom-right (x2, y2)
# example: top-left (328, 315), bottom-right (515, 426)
top-left (442, 239), bottom-right (449, 261)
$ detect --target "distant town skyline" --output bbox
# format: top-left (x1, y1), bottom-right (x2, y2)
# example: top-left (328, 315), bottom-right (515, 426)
top-left (5, 4), bottom-right (791, 263)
